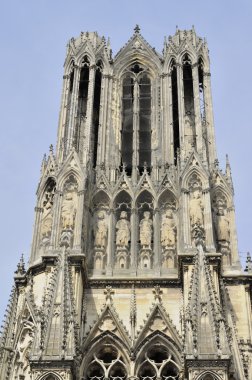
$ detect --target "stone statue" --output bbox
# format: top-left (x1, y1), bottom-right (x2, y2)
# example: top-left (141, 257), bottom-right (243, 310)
top-left (139, 211), bottom-right (152, 247)
top-left (215, 207), bottom-right (230, 243)
top-left (189, 189), bottom-right (204, 227)
top-left (94, 211), bottom-right (108, 248)
top-left (61, 185), bottom-right (77, 230)
top-left (161, 209), bottom-right (176, 249)
top-left (116, 211), bottom-right (130, 248)
top-left (16, 319), bottom-right (34, 371)
top-left (41, 185), bottom-right (55, 239)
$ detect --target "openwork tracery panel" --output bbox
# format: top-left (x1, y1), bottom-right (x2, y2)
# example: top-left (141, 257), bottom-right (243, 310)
top-left (137, 343), bottom-right (180, 380)
top-left (86, 344), bottom-right (127, 380)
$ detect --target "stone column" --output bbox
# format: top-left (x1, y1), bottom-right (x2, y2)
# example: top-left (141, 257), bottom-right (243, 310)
top-left (67, 65), bottom-right (81, 155)
top-left (106, 208), bottom-right (114, 275)
top-left (228, 206), bottom-right (241, 268)
top-left (153, 208), bottom-right (160, 271)
top-left (182, 189), bottom-right (191, 248)
top-left (100, 74), bottom-right (112, 165)
top-left (30, 206), bottom-right (43, 262)
top-left (245, 285), bottom-right (252, 339)
top-left (56, 73), bottom-right (70, 163)
top-left (82, 64), bottom-right (96, 165)
top-left (73, 190), bottom-right (85, 250)
top-left (203, 72), bottom-right (217, 166)
top-left (192, 63), bottom-right (204, 157)
top-left (202, 188), bottom-right (215, 251)
top-left (132, 79), bottom-right (139, 183)
top-left (176, 64), bottom-right (185, 160)
top-left (50, 190), bottom-right (63, 250)
top-left (130, 208), bottom-right (137, 272)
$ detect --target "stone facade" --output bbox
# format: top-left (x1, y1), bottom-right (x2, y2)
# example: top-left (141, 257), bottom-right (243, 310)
top-left (0, 26), bottom-right (252, 380)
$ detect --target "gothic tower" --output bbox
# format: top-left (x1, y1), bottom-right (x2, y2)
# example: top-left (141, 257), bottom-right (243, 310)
top-left (0, 26), bottom-right (252, 380)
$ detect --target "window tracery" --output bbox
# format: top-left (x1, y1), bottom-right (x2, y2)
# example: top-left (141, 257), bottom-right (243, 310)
top-left (86, 344), bottom-right (127, 380)
top-left (137, 344), bottom-right (180, 380)
top-left (121, 62), bottom-right (152, 174)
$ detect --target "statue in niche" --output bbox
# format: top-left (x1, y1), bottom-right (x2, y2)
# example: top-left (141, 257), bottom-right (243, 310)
top-left (40, 183), bottom-right (55, 242)
top-left (61, 183), bottom-right (77, 230)
top-left (161, 209), bottom-right (176, 249)
top-left (139, 211), bottom-right (152, 247)
top-left (16, 319), bottom-right (34, 372)
top-left (189, 188), bottom-right (204, 227)
top-left (94, 211), bottom-right (108, 248)
top-left (215, 206), bottom-right (230, 244)
top-left (116, 211), bottom-right (130, 248)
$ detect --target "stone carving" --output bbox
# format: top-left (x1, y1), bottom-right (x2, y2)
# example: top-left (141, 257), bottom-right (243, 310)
top-left (214, 199), bottom-right (231, 265)
top-left (94, 211), bottom-right (108, 248)
top-left (16, 319), bottom-right (34, 373)
top-left (139, 211), bottom-right (152, 247)
top-left (40, 181), bottom-right (55, 245)
top-left (189, 188), bottom-right (204, 227)
top-left (116, 211), bottom-right (130, 248)
top-left (161, 209), bottom-right (176, 249)
top-left (61, 183), bottom-right (77, 230)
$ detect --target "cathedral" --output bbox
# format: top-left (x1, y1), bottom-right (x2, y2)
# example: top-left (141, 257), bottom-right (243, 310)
top-left (1, 26), bottom-right (252, 380)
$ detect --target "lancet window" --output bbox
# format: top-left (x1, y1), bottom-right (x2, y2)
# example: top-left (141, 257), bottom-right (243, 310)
top-left (92, 60), bottom-right (103, 168)
top-left (121, 63), bottom-right (152, 174)
top-left (74, 56), bottom-right (90, 151)
top-left (170, 59), bottom-right (180, 164)
top-left (137, 344), bottom-right (180, 380)
top-left (183, 54), bottom-right (196, 147)
top-left (198, 58), bottom-right (206, 122)
top-left (86, 344), bottom-right (127, 380)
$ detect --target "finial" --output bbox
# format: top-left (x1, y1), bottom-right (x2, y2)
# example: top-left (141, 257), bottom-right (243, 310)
top-left (153, 285), bottom-right (163, 304)
top-left (245, 252), bottom-right (252, 273)
top-left (49, 144), bottom-right (53, 154)
top-left (104, 285), bottom-right (114, 305)
top-left (134, 24), bottom-right (140, 34)
top-left (176, 25), bottom-right (179, 32)
top-left (15, 254), bottom-right (26, 276)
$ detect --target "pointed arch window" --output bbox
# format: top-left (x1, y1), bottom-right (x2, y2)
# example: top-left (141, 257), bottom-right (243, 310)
top-left (92, 60), bottom-right (103, 168)
top-left (74, 56), bottom-right (90, 151)
top-left (121, 63), bottom-right (152, 174)
top-left (170, 59), bottom-right (180, 163)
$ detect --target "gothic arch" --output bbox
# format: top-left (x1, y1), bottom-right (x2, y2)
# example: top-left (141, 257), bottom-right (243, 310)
top-left (64, 58), bottom-right (75, 75)
top-left (81, 335), bottom-right (130, 379)
top-left (39, 373), bottom-right (62, 380)
top-left (196, 371), bottom-right (221, 380)
top-left (178, 50), bottom-right (197, 65)
top-left (58, 168), bottom-right (82, 191)
top-left (38, 177), bottom-right (56, 207)
top-left (135, 189), bottom-right (155, 209)
top-left (135, 333), bottom-right (182, 380)
top-left (158, 188), bottom-right (177, 210)
top-left (181, 166), bottom-right (209, 191)
top-left (115, 51), bottom-right (161, 80)
top-left (92, 189), bottom-right (111, 210)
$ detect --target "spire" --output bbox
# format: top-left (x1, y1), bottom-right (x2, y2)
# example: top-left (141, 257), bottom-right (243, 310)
top-left (245, 252), bottom-right (252, 273)
top-left (185, 245), bottom-right (230, 358)
top-left (134, 24), bottom-right (140, 34)
top-left (225, 154), bottom-right (234, 190)
top-left (15, 254), bottom-right (26, 277)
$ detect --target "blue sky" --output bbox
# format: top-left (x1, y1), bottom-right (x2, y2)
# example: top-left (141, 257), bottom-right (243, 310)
top-left (0, 0), bottom-right (251, 321)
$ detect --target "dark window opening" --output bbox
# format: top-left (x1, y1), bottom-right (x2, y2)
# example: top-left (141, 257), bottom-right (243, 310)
top-left (139, 74), bottom-right (151, 173)
top-left (121, 75), bottom-right (134, 174)
top-left (198, 58), bottom-right (205, 121)
top-left (92, 66), bottom-right (102, 168)
top-left (171, 61), bottom-right (180, 164)
top-left (74, 64), bottom-right (89, 151)
top-left (183, 54), bottom-right (196, 146)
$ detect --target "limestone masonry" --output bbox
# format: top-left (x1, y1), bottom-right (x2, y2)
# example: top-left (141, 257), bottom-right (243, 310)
top-left (0, 26), bottom-right (252, 380)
